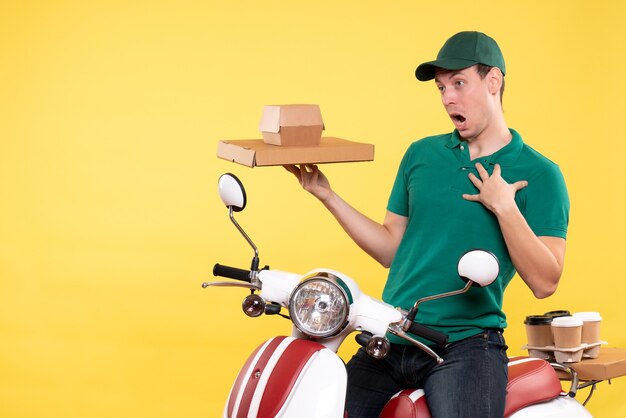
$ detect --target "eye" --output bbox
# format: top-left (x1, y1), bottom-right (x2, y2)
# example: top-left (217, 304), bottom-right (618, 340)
top-left (437, 85), bottom-right (445, 93)
top-left (455, 80), bottom-right (465, 87)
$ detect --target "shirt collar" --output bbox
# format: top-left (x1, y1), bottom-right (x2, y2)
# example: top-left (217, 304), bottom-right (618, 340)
top-left (445, 129), bottom-right (524, 167)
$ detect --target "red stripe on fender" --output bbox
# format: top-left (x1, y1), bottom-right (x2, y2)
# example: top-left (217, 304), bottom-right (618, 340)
top-left (227, 342), bottom-right (264, 417)
top-left (226, 342), bottom-right (261, 417)
top-left (257, 339), bottom-right (326, 417)
top-left (227, 336), bottom-right (287, 418)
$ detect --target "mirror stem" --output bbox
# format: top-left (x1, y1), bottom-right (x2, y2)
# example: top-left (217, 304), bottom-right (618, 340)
top-left (250, 256), bottom-right (260, 272)
top-left (228, 206), bottom-right (259, 265)
top-left (403, 281), bottom-right (473, 331)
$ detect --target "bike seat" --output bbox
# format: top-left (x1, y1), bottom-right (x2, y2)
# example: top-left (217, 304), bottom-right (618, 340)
top-left (380, 389), bottom-right (431, 418)
top-left (380, 356), bottom-right (563, 418)
top-left (504, 356), bottom-right (563, 416)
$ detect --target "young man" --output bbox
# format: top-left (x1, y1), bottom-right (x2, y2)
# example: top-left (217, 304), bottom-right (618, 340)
top-left (285, 31), bottom-right (569, 418)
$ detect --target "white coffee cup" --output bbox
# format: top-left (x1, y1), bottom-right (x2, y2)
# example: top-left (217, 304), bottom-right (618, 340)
top-left (573, 312), bottom-right (602, 344)
top-left (551, 316), bottom-right (583, 349)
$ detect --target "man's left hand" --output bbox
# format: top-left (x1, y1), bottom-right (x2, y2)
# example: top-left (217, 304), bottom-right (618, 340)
top-left (462, 163), bottom-right (528, 214)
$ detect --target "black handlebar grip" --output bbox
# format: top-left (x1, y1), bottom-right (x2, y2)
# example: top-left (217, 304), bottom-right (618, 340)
top-left (213, 263), bottom-right (251, 282)
top-left (408, 322), bottom-right (449, 346)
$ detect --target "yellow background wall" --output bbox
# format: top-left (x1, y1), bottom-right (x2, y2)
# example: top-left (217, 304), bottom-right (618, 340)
top-left (1, 0), bottom-right (625, 416)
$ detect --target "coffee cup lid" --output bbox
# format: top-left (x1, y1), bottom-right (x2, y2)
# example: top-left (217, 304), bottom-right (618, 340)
top-left (544, 310), bottom-right (570, 318)
top-left (573, 311), bottom-right (602, 321)
top-left (524, 315), bottom-right (552, 325)
top-left (551, 316), bottom-right (583, 327)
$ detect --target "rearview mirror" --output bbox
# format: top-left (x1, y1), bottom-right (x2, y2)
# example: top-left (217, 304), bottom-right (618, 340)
top-left (457, 250), bottom-right (500, 287)
top-left (218, 173), bottom-right (246, 212)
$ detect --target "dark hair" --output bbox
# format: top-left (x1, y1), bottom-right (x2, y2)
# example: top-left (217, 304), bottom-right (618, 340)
top-left (476, 64), bottom-right (505, 104)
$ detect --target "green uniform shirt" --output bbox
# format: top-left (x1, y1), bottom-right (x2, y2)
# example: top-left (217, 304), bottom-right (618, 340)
top-left (384, 129), bottom-right (569, 344)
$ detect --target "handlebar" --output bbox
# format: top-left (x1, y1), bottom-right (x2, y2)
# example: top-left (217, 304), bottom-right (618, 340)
top-left (213, 263), bottom-right (251, 282)
top-left (408, 322), bottom-right (449, 346)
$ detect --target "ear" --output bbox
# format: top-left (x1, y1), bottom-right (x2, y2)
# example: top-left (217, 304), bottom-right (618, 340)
top-left (487, 67), bottom-right (503, 96)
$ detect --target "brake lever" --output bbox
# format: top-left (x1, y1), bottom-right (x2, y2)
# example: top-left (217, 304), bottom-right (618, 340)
top-left (387, 324), bottom-right (444, 364)
top-left (201, 281), bottom-right (262, 291)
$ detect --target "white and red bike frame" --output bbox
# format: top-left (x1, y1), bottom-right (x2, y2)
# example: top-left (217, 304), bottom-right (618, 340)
top-left (206, 173), bottom-right (593, 418)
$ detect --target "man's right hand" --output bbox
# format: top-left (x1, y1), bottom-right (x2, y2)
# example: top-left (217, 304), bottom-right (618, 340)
top-left (283, 164), bottom-right (333, 202)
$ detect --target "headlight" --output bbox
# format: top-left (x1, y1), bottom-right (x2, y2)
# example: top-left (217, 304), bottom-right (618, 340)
top-left (288, 273), bottom-right (350, 338)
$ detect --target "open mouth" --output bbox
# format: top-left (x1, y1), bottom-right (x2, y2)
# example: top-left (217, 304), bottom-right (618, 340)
top-left (450, 112), bottom-right (467, 129)
top-left (451, 113), bottom-right (466, 124)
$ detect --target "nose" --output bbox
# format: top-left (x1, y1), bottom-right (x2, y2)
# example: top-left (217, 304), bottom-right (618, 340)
top-left (442, 88), bottom-right (456, 106)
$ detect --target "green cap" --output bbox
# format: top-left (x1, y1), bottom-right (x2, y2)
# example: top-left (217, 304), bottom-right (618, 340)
top-left (415, 31), bottom-right (505, 81)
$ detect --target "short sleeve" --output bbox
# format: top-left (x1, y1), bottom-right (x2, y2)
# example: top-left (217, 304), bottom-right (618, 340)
top-left (387, 145), bottom-right (412, 216)
top-left (523, 164), bottom-right (570, 238)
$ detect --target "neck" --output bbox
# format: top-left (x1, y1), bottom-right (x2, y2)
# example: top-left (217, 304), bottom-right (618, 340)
top-left (466, 112), bottom-right (511, 160)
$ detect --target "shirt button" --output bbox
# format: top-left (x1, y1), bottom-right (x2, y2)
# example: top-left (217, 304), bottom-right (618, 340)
top-left (462, 167), bottom-right (467, 170)
top-left (460, 145), bottom-right (465, 151)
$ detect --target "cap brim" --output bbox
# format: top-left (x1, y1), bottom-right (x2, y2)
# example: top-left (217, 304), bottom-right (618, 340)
top-left (415, 58), bottom-right (479, 81)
